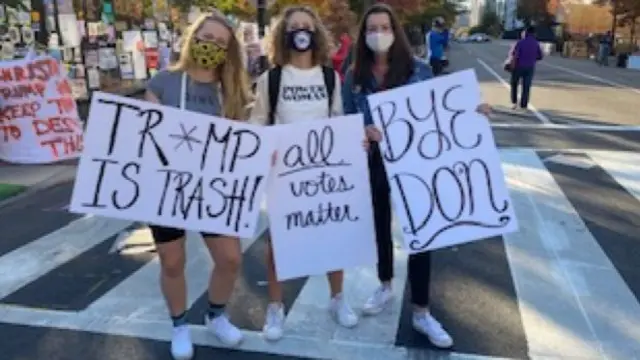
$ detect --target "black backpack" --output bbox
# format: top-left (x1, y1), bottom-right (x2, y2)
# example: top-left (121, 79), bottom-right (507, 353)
top-left (267, 65), bottom-right (336, 125)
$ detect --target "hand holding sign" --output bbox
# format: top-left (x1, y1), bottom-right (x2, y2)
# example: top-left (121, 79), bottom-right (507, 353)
top-left (366, 69), bottom-right (518, 253)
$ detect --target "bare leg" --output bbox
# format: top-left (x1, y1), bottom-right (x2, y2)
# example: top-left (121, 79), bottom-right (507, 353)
top-left (265, 236), bottom-right (283, 303)
top-left (156, 238), bottom-right (187, 316)
top-left (327, 270), bottom-right (343, 297)
top-left (203, 235), bottom-right (242, 304)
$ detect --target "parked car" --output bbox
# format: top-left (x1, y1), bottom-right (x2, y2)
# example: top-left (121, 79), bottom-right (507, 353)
top-left (469, 33), bottom-right (491, 42)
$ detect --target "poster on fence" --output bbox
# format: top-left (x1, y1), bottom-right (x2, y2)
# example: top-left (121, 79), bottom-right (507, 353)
top-left (0, 56), bottom-right (84, 164)
top-left (69, 92), bottom-right (276, 238)
top-left (268, 116), bottom-right (377, 281)
top-left (367, 69), bottom-right (518, 254)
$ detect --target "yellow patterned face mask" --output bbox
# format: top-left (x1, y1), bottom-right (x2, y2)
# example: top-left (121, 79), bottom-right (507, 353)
top-left (190, 38), bottom-right (226, 69)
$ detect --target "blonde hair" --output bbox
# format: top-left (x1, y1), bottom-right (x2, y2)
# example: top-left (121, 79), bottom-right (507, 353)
top-left (267, 6), bottom-right (332, 67)
top-left (170, 12), bottom-right (252, 120)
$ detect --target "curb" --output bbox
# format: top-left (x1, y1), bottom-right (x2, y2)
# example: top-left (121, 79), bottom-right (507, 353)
top-left (0, 165), bottom-right (77, 209)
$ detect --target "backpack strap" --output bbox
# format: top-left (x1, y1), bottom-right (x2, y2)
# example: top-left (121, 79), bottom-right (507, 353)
top-left (267, 66), bottom-right (283, 126)
top-left (322, 66), bottom-right (336, 116)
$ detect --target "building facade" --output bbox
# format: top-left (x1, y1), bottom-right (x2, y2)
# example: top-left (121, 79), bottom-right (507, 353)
top-left (469, 0), bottom-right (485, 27)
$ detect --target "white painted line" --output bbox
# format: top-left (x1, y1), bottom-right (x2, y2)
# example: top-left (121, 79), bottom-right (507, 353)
top-left (284, 218), bottom-right (408, 345)
top-left (541, 62), bottom-right (640, 95)
top-left (0, 304), bottom-right (509, 360)
top-left (501, 150), bottom-right (640, 359)
top-left (543, 154), bottom-right (596, 170)
top-left (84, 211), bottom-right (268, 320)
top-left (476, 58), bottom-right (551, 124)
top-left (589, 151), bottom-right (640, 204)
top-left (0, 216), bottom-right (132, 299)
top-left (491, 123), bottom-right (640, 131)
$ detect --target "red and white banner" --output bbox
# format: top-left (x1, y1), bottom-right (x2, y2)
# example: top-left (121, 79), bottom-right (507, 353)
top-left (0, 56), bottom-right (84, 164)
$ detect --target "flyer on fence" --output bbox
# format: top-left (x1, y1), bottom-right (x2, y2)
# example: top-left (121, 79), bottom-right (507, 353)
top-left (367, 69), bottom-right (519, 253)
top-left (69, 92), bottom-right (275, 239)
top-left (267, 116), bottom-right (377, 281)
top-left (0, 56), bottom-right (84, 164)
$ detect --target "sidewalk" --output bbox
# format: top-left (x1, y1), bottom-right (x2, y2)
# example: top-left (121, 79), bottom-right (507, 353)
top-left (0, 82), bottom-right (146, 205)
top-left (0, 161), bottom-right (75, 205)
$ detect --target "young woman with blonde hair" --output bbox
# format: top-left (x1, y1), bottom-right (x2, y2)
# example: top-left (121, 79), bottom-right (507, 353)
top-left (144, 11), bottom-right (252, 360)
top-left (250, 5), bottom-right (359, 342)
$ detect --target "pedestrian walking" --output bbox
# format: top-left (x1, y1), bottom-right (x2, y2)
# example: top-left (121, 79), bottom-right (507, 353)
top-left (249, 5), bottom-right (359, 342)
top-left (425, 16), bottom-right (448, 76)
top-left (509, 26), bottom-right (543, 111)
top-left (144, 11), bottom-right (253, 360)
top-left (598, 31), bottom-right (613, 66)
top-left (342, 2), bottom-right (491, 349)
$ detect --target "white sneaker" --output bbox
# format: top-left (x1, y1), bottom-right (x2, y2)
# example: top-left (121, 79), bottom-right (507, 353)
top-left (170, 325), bottom-right (194, 360)
top-left (262, 302), bottom-right (285, 341)
top-left (412, 312), bottom-right (453, 348)
top-left (362, 286), bottom-right (393, 316)
top-left (329, 294), bottom-right (358, 328)
top-left (205, 314), bottom-right (243, 346)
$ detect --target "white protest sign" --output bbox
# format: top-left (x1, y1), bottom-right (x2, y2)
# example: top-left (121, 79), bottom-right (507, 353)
top-left (70, 92), bottom-right (275, 238)
top-left (268, 116), bottom-right (377, 281)
top-left (367, 69), bottom-right (518, 253)
top-left (0, 56), bottom-right (84, 164)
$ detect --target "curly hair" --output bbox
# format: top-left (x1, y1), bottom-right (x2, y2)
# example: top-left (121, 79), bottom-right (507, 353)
top-left (267, 6), bottom-right (332, 67)
top-left (170, 12), bottom-right (252, 120)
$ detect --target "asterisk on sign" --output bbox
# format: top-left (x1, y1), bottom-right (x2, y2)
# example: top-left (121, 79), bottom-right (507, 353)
top-left (169, 123), bottom-right (202, 152)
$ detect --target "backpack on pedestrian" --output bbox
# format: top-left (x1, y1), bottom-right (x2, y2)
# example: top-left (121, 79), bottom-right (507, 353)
top-left (266, 65), bottom-right (337, 125)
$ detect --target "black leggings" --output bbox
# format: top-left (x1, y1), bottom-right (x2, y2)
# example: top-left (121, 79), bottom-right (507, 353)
top-left (368, 144), bottom-right (432, 307)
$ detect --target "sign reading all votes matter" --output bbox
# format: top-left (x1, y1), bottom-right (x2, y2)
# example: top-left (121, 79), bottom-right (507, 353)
top-left (268, 116), bottom-right (377, 281)
top-left (70, 92), bottom-right (275, 238)
top-left (367, 69), bottom-right (518, 253)
top-left (0, 56), bottom-right (84, 164)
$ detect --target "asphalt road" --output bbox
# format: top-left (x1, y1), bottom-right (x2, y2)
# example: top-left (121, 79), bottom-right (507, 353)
top-left (1, 43), bottom-right (640, 360)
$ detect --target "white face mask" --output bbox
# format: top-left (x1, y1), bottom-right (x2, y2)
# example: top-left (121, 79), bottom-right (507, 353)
top-left (366, 32), bottom-right (394, 53)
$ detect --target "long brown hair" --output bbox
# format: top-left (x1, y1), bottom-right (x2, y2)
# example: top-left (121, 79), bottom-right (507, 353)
top-left (267, 6), bottom-right (332, 67)
top-left (352, 3), bottom-right (414, 90)
top-left (170, 12), bottom-right (252, 120)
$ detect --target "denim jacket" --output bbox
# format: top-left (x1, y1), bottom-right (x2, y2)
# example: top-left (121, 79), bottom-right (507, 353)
top-left (342, 58), bottom-right (434, 125)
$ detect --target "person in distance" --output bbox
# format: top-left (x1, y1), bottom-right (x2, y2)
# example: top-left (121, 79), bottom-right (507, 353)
top-left (249, 5), bottom-right (359, 342)
top-left (144, 11), bottom-right (252, 360)
top-left (342, 3), bottom-right (491, 349)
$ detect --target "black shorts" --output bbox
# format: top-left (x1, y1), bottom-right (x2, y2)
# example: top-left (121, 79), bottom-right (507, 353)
top-left (149, 225), bottom-right (222, 244)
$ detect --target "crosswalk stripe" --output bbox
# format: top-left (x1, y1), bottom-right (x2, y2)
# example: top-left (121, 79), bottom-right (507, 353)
top-left (588, 150), bottom-right (640, 203)
top-left (1, 222), bottom-right (150, 311)
top-left (1, 148), bottom-right (640, 360)
top-left (85, 211), bottom-right (269, 322)
top-left (502, 150), bottom-right (602, 358)
top-left (0, 216), bottom-right (132, 300)
top-left (542, 150), bottom-right (640, 360)
top-left (503, 149), bottom-right (640, 359)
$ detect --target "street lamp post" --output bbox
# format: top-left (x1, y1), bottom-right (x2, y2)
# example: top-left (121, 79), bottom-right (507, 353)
top-left (257, 0), bottom-right (266, 39)
top-left (256, 0), bottom-right (268, 71)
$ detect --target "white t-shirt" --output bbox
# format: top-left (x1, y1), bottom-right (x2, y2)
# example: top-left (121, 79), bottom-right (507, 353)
top-left (250, 65), bottom-right (342, 125)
